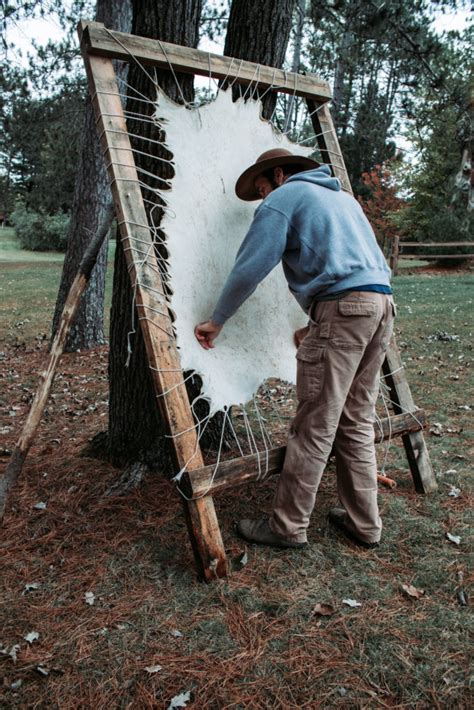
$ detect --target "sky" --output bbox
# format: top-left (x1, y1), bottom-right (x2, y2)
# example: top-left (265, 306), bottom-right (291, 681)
top-left (4, 2), bottom-right (471, 159)
top-left (6, 3), bottom-right (472, 70)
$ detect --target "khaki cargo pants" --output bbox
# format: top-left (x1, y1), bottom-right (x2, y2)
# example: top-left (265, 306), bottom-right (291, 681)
top-left (270, 291), bottom-right (395, 545)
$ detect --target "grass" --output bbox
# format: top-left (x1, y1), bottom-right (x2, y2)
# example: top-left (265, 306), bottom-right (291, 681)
top-left (0, 227), bottom-right (115, 344)
top-left (0, 242), bottom-right (472, 708)
top-left (0, 227), bottom-right (64, 264)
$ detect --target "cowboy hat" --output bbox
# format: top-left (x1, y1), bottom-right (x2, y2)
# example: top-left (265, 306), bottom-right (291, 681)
top-left (235, 148), bottom-right (320, 201)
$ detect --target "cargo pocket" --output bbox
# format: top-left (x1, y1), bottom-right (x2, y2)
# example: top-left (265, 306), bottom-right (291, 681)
top-left (334, 300), bottom-right (376, 350)
top-left (296, 344), bottom-right (325, 400)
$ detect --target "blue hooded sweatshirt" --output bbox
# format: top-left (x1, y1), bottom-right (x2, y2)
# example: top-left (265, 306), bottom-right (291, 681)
top-left (211, 165), bottom-right (391, 324)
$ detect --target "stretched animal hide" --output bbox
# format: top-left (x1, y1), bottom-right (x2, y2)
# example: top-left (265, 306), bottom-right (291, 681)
top-left (157, 90), bottom-right (310, 415)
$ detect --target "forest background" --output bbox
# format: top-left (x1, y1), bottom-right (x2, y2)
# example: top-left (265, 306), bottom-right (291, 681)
top-left (2, 0), bottom-right (471, 255)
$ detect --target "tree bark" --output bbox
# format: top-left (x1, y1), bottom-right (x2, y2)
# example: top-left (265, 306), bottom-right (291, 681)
top-left (223, 0), bottom-right (296, 120)
top-left (107, 0), bottom-right (204, 468)
top-left (283, 0), bottom-right (306, 132)
top-left (51, 0), bottom-right (132, 351)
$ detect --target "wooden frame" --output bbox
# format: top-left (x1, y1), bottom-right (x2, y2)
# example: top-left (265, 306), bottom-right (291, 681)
top-left (79, 21), bottom-right (437, 581)
top-left (390, 235), bottom-right (474, 274)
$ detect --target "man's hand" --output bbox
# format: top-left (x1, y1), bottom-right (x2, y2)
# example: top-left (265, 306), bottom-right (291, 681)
top-left (294, 325), bottom-right (309, 348)
top-left (194, 320), bottom-right (223, 350)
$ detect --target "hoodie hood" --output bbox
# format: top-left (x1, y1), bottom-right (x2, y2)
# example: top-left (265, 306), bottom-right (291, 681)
top-left (286, 163), bottom-right (341, 192)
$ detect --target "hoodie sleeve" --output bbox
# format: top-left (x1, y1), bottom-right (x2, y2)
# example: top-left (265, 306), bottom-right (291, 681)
top-left (211, 205), bottom-right (289, 324)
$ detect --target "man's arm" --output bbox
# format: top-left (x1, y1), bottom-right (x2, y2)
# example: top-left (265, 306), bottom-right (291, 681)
top-left (210, 205), bottom-right (289, 325)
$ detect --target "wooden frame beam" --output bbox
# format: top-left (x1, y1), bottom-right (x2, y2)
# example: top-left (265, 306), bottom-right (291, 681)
top-left (307, 99), bottom-right (352, 193)
top-left (181, 409), bottom-right (427, 499)
top-left (83, 52), bottom-right (228, 581)
top-left (78, 21), bottom-right (332, 103)
top-left (382, 339), bottom-right (436, 493)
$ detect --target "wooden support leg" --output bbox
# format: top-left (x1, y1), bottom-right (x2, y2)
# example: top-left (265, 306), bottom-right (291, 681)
top-left (382, 339), bottom-right (437, 493)
top-left (182, 497), bottom-right (228, 581)
top-left (306, 99), bottom-right (353, 193)
top-left (306, 97), bottom-right (435, 494)
top-left (84, 54), bottom-right (228, 580)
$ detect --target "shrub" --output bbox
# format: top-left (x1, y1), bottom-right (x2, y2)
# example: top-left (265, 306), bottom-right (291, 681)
top-left (11, 201), bottom-right (69, 252)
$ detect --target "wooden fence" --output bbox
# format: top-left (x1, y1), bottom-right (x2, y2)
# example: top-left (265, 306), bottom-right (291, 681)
top-left (390, 235), bottom-right (474, 275)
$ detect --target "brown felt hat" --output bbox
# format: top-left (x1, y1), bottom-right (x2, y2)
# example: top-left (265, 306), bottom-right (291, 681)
top-left (235, 148), bottom-right (320, 201)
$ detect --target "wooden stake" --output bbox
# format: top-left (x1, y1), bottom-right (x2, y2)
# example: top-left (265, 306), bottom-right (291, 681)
top-left (0, 202), bottom-right (115, 521)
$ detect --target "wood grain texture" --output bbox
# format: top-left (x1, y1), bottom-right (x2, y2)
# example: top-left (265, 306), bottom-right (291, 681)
top-left (400, 241), bottom-right (474, 248)
top-left (184, 409), bottom-right (427, 498)
top-left (306, 99), bottom-right (352, 194)
top-left (84, 53), bottom-right (227, 580)
top-left (382, 338), bottom-right (437, 493)
top-left (78, 20), bottom-right (331, 102)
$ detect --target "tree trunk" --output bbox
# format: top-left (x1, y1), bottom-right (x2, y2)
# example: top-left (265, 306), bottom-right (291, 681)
top-left (51, 0), bottom-right (132, 351)
top-left (107, 0), bottom-right (204, 468)
top-left (283, 0), bottom-right (306, 132)
top-left (223, 0), bottom-right (296, 120)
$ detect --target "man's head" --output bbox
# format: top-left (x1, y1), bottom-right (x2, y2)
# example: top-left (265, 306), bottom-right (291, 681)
top-left (255, 164), bottom-right (307, 199)
top-left (235, 148), bottom-right (319, 201)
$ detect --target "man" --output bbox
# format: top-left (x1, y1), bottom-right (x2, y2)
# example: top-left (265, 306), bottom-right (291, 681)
top-left (195, 148), bottom-right (395, 550)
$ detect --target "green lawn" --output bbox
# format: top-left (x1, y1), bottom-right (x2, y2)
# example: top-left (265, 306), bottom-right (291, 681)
top-left (0, 226), bottom-right (64, 263)
top-left (0, 227), bottom-right (115, 342)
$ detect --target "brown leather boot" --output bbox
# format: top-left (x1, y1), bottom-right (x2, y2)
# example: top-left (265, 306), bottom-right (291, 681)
top-left (236, 519), bottom-right (307, 549)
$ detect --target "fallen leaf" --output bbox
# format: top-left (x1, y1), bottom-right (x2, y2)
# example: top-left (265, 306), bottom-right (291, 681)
top-left (24, 631), bottom-right (39, 644)
top-left (312, 603), bottom-right (335, 616)
top-left (144, 664), bottom-right (162, 674)
top-left (236, 551), bottom-right (248, 568)
top-left (168, 691), bottom-right (192, 709)
top-left (84, 592), bottom-right (95, 606)
top-left (0, 644), bottom-right (20, 662)
top-left (400, 583), bottom-right (425, 599)
top-left (23, 583), bottom-right (40, 594)
top-left (342, 598), bottom-right (362, 608)
top-left (10, 679), bottom-right (23, 691)
top-left (445, 484), bottom-right (461, 498)
top-left (33, 501), bottom-right (47, 510)
top-left (170, 629), bottom-right (183, 638)
top-left (446, 532), bottom-right (461, 545)
top-left (35, 665), bottom-right (49, 677)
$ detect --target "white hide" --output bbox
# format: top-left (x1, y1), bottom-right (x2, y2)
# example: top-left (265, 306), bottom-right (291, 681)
top-left (157, 90), bottom-right (311, 415)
